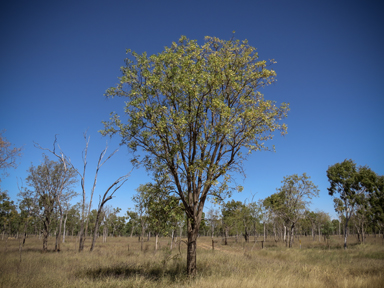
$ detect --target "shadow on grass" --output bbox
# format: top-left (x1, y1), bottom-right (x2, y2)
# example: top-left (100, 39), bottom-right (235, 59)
top-left (78, 260), bottom-right (189, 283)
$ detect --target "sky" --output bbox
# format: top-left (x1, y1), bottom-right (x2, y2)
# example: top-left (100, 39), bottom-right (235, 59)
top-left (1, 0), bottom-right (383, 219)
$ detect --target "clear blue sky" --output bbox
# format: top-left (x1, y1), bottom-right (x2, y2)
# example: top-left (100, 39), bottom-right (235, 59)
top-left (1, 0), bottom-right (383, 219)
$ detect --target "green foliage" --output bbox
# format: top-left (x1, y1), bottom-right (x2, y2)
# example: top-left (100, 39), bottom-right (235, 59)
top-left (101, 34), bottom-right (289, 274)
top-left (327, 160), bottom-right (377, 213)
top-left (265, 173), bottom-right (319, 226)
top-left (100, 35), bottom-right (289, 225)
top-left (0, 191), bottom-right (17, 233)
top-left (135, 182), bottom-right (183, 236)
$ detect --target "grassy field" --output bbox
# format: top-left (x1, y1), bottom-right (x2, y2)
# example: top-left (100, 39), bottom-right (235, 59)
top-left (0, 234), bottom-right (383, 287)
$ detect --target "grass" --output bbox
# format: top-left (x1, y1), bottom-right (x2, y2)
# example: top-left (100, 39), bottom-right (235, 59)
top-left (0, 234), bottom-right (383, 287)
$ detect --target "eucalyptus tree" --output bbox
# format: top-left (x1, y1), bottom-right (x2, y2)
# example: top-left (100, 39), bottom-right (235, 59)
top-left (222, 200), bottom-right (246, 244)
top-left (265, 174), bottom-right (318, 248)
top-left (0, 130), bottom-right (22, 182)
top-left (304, 210), bottom-right (317, 240)
top-left (101, 35), bottom-right (289, 275)
top-left (134, 182), bottom-right (183, 250)
top-left (26, 156), bottom-right (77, 251)
top-left (370, 175), bottom-right (383, 237)
top-left (327, 159), bottom-right (378, 249)
top-left (126, 210), bottom-right (140, 237)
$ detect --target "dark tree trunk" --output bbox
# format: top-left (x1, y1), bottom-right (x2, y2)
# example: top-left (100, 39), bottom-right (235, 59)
top-left (187, 218), bottom-right (198, 277)
top-left (55, 211), bottom-right (63, 252)
top-left (90, 209), bottom-right (103, 252)
top-left (78, 223), bottom-right (85, 252)
top-left (42, 217), bottom-right (50, 252)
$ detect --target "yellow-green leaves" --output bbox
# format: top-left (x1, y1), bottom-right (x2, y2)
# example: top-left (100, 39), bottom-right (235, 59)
top-left (101, 34), bottom-right (289, 204)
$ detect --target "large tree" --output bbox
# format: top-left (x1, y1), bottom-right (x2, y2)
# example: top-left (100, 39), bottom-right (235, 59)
top-left (101, 35), bottom-right (289, 275)
top-left (327, 159), bottom-right (378, 249)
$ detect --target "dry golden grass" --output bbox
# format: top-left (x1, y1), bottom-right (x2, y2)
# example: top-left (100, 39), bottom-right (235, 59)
top-left (0, 234), bottom-right (383, 287)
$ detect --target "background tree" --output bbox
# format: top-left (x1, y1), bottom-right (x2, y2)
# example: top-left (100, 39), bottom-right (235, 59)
top-left (327, 159), bottom-right (378, 249)
top-left (26, 156), bottom-right (77, 251)
top-left (0, 191), bottom-right (17, 240)
top-left (90, 174), bottom-right (130, 251)
top-left (370, 175), bottom-right (384, 237)
top-left (0, 130), bottom-right (23, 183)
top-left (222, 200), bottom-right (245, 244)
top-left (265, 173), bottom-right (319, 248)
top-left (137, 182), bottom-right (183, 250)
top-left (126, 210), bottom-right (140, 237)
top-left (101, 35), bottom-right (289, 276)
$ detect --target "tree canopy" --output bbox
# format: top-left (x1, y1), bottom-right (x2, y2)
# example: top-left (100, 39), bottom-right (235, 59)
top-left (327, 159), bottom-right (378, 249)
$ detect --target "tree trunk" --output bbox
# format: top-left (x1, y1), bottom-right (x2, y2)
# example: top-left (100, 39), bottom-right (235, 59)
top-left (187, 218), bottom-right (198, 277)
top-left (273, 222), bottom-right (277, 242)
top-left (344, 218), bottom-right (349, 250)
top-left (170, 230), bottom-right (174, 250)
top-left (263, 222), bottom-right (266, 242)
top-left (62, 213), bottom-right (68, 243)
top-left (42, 217), bottom-right (50, 252)
top-left (55, 211), bottom-right (63, 252)
top-left (155, 233), bottom-right (159, 250)
top-left (312, 226), bottom-right (315, 241)
top-left (289, 223), bottom-right (295, 248)
top-left (78, 222), bottom-right (85, 252)
top-left (90, 209), bottom-right (103, 252)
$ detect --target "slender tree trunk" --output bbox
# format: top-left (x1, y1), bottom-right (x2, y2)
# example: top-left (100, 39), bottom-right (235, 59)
top-left (90, 209), bottom-right (103, 252)
top-left (78, 220), bottom-right (85, 252)
top-left (273, 222), bottom-right (277, 241)
top-left (130, 224), bottom-right (135, 238)
top-left (263, 222), bottom-right (266, 242)
top-left (155, 233), bottom-right (159, 250)
top-left (344, 218), bottom-right (349, 250)
top-left (289, 223), bottom-right (295, 248)
top-left (62, 213), bottom-right (67, 243)
top-left (170, 230), bottom-right (174, 250)
top-left (141, 221), bottom-right (144, 251)
top-left (312, 226), bottom-right (315, 241)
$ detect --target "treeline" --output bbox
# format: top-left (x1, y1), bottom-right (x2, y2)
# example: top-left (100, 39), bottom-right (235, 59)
top-left (1, 160), bottom-right (383, 253)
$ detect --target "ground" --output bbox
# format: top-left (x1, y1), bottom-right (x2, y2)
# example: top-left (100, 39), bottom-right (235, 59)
top-left (0, 234), bottom-right (383, 287)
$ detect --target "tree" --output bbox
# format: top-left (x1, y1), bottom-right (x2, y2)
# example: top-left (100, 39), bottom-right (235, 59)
top-left (0, 131), bottom-right (23, 182)
top-left (370, 176), bottom-right (383, 237)
top-left (0, 191), bottom-right (17, 239)
top-left (90, 174), bottom-right (130, 251)
top-left (100, 35), bottom-right (289, 276)
top-left (327, 159), bottom-right (378, 249)
top-left (35, 134), bottom-right (130, 252)
top-left (126, 210), bottom-right (140, 237)
top-left (222, 200), bottom-right (243, 244)
top-left (134, 182), bottom-right (183, 250)
top-left (265, 173), bottom-right (319, 248)
top-left (26, 156), bottom-right (77, 251)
